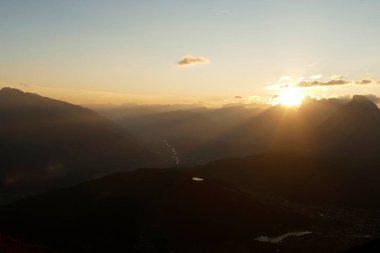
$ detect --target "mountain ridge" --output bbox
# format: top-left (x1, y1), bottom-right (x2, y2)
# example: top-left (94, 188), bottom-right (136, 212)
top-left (0, 87), bottom-right (162, 198)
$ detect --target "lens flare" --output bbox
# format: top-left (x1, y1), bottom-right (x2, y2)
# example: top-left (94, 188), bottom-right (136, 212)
top-left (276, 88), bottom-right (305, 107)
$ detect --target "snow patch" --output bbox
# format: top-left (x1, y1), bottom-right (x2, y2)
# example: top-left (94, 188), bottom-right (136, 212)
top-left (255, 231), bottom-right (312, 244)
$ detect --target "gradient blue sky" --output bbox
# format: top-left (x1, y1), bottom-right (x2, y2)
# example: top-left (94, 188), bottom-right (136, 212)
top-left (1, 0), bottom-right (380, 104)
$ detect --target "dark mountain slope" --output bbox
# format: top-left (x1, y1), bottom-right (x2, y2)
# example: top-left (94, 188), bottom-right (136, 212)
top-left (0, 88), bottom-right (161, 195)
top-left (192, 154), bottom-right (380, 209)
top-left (0, 234), bottom-right (55, 253)
top-left (347, 239), bottom-right (380, 252)
top-left (0, 168), bottom-right (315, 253)
top-left (314, 95), bottom-right (380, 156)
top-left (213, 98), bottom-right (343, 157)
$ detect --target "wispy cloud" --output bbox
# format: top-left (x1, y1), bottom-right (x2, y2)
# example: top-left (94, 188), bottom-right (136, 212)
top-left (266, 75), bottom-right (380, 90)
top-left (356, 79), bottom-right (373, 84)
top-left (177, 55), bottom-right (210, 67)
top-left (278, 76), bottom-right (290, 82)
top-left (296, 78), bottom-right (378, 88)
top-left (216, 10), bottom-right (232, 13)
top-left (309, 74), bottom-right (323, 80)
top-left (330, 75), bottom-right (344, 80)
top-left (297, 79), bottom-right (350, 87)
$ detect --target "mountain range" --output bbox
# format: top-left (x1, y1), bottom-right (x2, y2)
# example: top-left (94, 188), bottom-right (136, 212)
top-left (0, 88), bottom-right (162, 200)
top-left (2, 88), bottom-right (380, 252)
top-left (105, 94), bottom-right (380, 164)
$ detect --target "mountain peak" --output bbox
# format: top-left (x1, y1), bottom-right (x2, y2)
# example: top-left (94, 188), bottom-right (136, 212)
top-left (0, 87), bottom-right (24, 96)
top-left (347, 95), bottom-right (379, 113)
top-left (351, 95), bottom-right (372, 104)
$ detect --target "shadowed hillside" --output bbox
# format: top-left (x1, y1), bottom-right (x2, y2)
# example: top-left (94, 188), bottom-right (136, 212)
top-left (2, 91), bottom-right (380, 252)
top-left (2, 154), bottom-right (380, 252)
top-left (314, 95), bottom-right (380, 156)
top-left (0, 168), bottom-right (320, 253)
top-left (0, 88), bottom-right (162, 199)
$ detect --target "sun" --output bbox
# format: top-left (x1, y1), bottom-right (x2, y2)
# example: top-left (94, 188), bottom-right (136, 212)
top-left (276, 88), bottom-right (305, 107)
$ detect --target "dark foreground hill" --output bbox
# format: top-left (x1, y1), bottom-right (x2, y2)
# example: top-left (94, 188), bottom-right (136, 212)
top-left (192, 153), bottom-right (380, 209)
top-left (0, 88), bottom-right (161, 198)
top-left (346, 239), bottom-right (380, 252)
top-left (0, 168), bottom-right (316, 253)
top-left (2, 154), bottom-right (380, 252)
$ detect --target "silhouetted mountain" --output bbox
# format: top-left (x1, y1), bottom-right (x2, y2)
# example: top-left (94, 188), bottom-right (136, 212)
top-left (314, 95), bottom-right (380, 156)
top-left (211, 98), bottom-right (343, 158)
top-left (0, 88), bottom-right (161, 197)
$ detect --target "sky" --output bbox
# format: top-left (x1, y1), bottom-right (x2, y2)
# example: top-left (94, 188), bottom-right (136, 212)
top-left (1, 0), bottom-right (380, 105)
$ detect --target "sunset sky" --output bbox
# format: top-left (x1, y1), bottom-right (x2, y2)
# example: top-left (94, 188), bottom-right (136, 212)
top-left (1, 0), bottom-right (380, 105)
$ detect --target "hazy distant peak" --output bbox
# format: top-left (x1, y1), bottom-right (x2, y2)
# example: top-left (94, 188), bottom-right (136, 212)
top-left (0, 87), bottom-right (44, 101)
top-left (0, 87), bottom-right (79, 110)
top-left (0, 87), bottom-right (24, 95)
top-left (347, 95), bottom-right (379, 113)
top-left (351, 95), bottom-right (373, 104)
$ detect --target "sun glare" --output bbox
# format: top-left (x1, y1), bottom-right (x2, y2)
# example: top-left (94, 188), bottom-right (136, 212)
top-left (277, 88), bottom-right (305, 107)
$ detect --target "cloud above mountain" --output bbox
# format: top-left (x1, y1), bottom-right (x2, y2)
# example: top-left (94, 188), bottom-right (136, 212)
top-left (177, 55), bottom-right (210, 67)
top-left (294, 77), bottom-right (377, 88)
top-left (297, 79), bottom-right (350, 87)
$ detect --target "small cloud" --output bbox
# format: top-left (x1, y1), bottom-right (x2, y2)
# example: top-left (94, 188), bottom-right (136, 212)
top-left (298, 77), bottom-right (305, 82)
top-left (356, 79), bottom-right (372, 85)
top-left (278, 76), bottom-right (290, 82)
top-left (309, 74), bottom-right (323, 80)
top-left (330, 75), bottom-right (344, 80)
top-left (177, 55), bottom-right (210, 67)
top-left (234, 96), bottom-right (243, 99)
top-left (216, 10), bottom-right (232, 13)
top-left (326, 79), bottom-right (350, 85)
